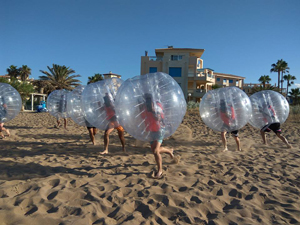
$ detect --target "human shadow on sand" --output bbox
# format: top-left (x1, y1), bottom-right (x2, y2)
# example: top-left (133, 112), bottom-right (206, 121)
top-left (0, 160), bottom-right (91, 181)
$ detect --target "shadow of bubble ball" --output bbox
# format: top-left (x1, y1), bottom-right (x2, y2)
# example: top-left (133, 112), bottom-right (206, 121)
top-left (199, 87), bottom-right (252, 132)
top-left (0, 83), bottom-right (22, 123)
top-left (114, 72), bottom-right (187, 142)
top-left (67, 85), bottom-right (92, 127)
top-left (47, 89), bottom-right (70, 119)
top-left (249, 90), bottom-right (289, 129)
top-left (82, 78), bottom-right (123, 130)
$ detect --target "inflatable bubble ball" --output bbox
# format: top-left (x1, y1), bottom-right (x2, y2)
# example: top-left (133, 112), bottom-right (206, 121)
top-left (114, 72), bottom-right (187, 142)
top-left (199, 87), bottom-right (252, 132)
top-left (67, 85), bottom-right (93, 127)
top-left (82, 78), bottom-right (123, 130)
top-left (47, 89), bottom-right (70, 119)
top-left (0, 83), bottom-right (22, 123)
top-left (249, 90), bottom-right (289, 129)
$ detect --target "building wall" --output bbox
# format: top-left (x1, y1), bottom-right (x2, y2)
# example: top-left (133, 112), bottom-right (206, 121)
top-left (141, 48), bottom-right (245, 101)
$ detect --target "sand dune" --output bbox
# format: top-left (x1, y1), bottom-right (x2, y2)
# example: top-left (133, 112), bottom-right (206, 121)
top-left (0, 111), bottom-right (299, 224)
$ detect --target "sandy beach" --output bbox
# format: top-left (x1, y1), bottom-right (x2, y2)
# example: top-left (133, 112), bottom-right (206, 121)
top-left (0, 111), bottom-right (299, 225)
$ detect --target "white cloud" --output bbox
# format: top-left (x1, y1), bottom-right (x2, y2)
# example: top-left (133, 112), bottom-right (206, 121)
top-left (295, 83), bottom-right (300, 88)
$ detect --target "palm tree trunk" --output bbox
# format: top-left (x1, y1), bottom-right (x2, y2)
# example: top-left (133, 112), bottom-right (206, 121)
top-left (278, 71), bottom-right (280, 89)
top-left (281, 71), bottom-right (283, 93)
top-left (286, 81), bottom-right (289, 99)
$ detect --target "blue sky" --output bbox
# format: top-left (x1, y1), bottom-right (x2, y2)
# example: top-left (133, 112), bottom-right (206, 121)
top-left (1, 0), bottom-right (299, 89)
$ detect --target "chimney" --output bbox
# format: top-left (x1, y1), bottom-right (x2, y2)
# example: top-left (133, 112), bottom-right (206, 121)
top-left (145, 51), bottom-right (148, 56)
top-left (168, 46), bottom-right (173, 49)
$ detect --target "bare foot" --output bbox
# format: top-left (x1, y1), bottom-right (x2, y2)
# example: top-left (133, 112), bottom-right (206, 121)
top-left (169, 148), bottom-right (174, 159)
top-left (151, 171), bottom-right (164, 179)
top-left (122, 148), bottom-right (126, 152)
top-left (6, 129), bottom-right (10, 137)
top-left (237, 148), bottom-right (242, 151)
top-left (223, 147), bottom-right (228, 152)
top-left (171, 155), bottom-right (180, 164)
top-left (100, 150), bottom-right (108, 155)
top-left (287, 144), bottom-right (292, 149)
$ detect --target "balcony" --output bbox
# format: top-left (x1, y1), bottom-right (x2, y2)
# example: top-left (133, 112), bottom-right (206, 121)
top-left (149, 56), bottom-right (163, 61)
top-left (188, 73), bottom-right (215, 82)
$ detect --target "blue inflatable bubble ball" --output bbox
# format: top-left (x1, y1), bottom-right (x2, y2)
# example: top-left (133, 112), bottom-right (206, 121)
top-left (81, 78), bottom-right (123, 130)
top-left (0, 83), bottom-right (22, 123)
top-left (249, 90), bottom-right (289, 129)
top-left (47, 89), bottom-right (70, 119)
top-left (199, 87), bottom-right (252, 132)
top-left (114, 72), bottom-right (187, 142)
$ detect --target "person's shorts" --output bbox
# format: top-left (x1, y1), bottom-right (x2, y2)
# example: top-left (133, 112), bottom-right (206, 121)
top-left (261, 122), bottom-right (281, 134)
top-left (230, 130), bottom-right (239, 137)
top-left (106, 122), bottom-right (124, 132)
top-left (150, 128), bottom-right (165, 145)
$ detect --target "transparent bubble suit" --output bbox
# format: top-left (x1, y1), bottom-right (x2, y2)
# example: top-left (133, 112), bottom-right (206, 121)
top-left (115, 72), bottom-right (187, 142)
top-left (67, 85), bottom-right (93, 127)
top-left (249, 90), bottom-right (289, 129)
top-left (47, 89), bottom-right (70, 119)
top-left (0, 83), bottom-right (22, 123)
top-left (199, 87), bottom-right (252, 132)
top-left (82, 78), bottom-right (123, 130)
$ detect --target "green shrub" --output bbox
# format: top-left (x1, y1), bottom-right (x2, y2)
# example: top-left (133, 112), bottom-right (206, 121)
top-left (187, 101), bottom-right (199, 110)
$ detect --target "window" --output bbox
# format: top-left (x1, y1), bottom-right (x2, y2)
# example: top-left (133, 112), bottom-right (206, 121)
top-left (217, 78), bottom-right (220, 81)
top-left (223, 79), bottom-right (227, 83)
top-left (229, 79), bottom-right (233, 83)
top-left (149, 67), bottom-right (157, 73)
top-left (171, 55), bottom-right (183, 61)
top-left (169, 67), bottom-right (182, 77)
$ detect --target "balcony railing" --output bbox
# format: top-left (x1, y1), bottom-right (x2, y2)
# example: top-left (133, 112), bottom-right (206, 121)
top-left (149, 56), bottom-right (163, 61)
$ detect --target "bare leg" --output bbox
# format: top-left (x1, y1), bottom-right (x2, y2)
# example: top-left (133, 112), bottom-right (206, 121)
top-left (221, 132), bottom-right (228, 151)
top-left (261, 130), bottom-right (267, 145)
top-left (117, 129), bottom-right (126, 152)
top-left (276, 133), bottom-right (292, 148)
top-left (233, 135), bottom-right (241, 151)
top-left (158, 146), bottom-right (174, 159)
top-left (87, 127), bottom-right (95, 145)
top-left (64, 118), bottom-right (68, 130)
top-left (100, 127), bottom-right (114, 154)
top-left (0, 123), bottom-right (9, 137)
top-left (151, 141), bottom-right (163, 178)
top-left (56, 119), bottom-right (61, 128)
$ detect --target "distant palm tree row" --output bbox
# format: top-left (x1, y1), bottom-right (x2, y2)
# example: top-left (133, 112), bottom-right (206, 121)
top-left (5, 64), bottom-right (104, 95)
top-left (3, 61), bottom-right (299, 105)
top-left (255, 59), bottom-right (298, 104)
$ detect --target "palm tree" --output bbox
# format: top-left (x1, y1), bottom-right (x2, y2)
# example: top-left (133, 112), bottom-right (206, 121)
top-left (280, 61), bottom-right (289, 93)
top-left (87, 73), bottom-right (104, 84)
top-left (289, 88), bottom-right (300, 105)
top-left (6, 65), bottom-right (20, 80)
top-left (19, 65), bottom-right (32, 82)
top-left (283, 74), bottom-right (296, 98)
top-left (39, 64), bottom-right (81, 90)
top-left (258, 75), bottom-right (271, 88)
top-left (270, 59), bottom-right (289, 91)
top-left (31, 80), bottom-right (55, 95)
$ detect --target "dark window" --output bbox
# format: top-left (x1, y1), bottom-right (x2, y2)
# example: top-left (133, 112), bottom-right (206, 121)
top-left (229, 79), bottom-right (233, 83)
top-left (217, 78), bottom-right (220, 81)
top-left (169, 67), bottom-right (182, 77)
top-left (149, 67), bottom-right (157, 73)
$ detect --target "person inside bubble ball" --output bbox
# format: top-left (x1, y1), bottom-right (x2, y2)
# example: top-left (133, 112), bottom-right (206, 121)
top-left (0, 96), bottom-right (10, 139)
top-left (55, 94), bottom-right (68, 129)
top-left (219, 99), bottom-right (241, 152)
top-left (259, 101), bottom-right (292, 148)
top-left (141, 93), bottom-right (174, 179)
top-left (100, 93), bottom-right (125, 154)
